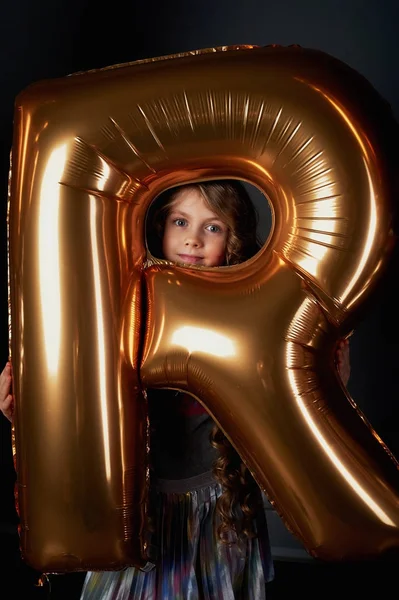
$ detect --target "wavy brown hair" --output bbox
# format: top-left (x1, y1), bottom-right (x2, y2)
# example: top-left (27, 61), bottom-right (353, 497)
top-left (147, 180), bottom-right (264, 542)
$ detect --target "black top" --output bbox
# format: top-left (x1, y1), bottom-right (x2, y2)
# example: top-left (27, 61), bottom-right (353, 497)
top-left (148, 389), bottom-right (218, 480)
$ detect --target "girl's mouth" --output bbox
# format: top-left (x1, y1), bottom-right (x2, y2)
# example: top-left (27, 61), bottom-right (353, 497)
top-left (177, 254), bottom-right (204, 264)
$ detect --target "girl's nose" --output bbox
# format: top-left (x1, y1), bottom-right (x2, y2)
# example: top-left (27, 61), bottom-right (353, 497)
top-left (185, 238), bottom-right (200, 247)
top-left (184, 232), bottom-right (202, 247)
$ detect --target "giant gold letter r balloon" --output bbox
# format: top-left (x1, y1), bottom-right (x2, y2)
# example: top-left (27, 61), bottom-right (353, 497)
top-left (8, 45), bottom-right (399, 572)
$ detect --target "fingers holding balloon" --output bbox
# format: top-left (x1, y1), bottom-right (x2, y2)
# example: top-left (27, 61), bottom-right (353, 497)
top-left (335, 338), bottom-right (351, 386)
top-left (0, 362), bottom-right (13, 422)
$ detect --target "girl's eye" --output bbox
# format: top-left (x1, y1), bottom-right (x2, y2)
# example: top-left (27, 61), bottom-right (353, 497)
top-left (207, 224), bottom-right (222, 233)
top-left (173, 218), bottom-right (187, 227)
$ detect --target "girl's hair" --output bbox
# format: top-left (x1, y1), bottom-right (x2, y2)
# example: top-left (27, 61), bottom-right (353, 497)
top-left (147, 180), bottom-right (264, 542)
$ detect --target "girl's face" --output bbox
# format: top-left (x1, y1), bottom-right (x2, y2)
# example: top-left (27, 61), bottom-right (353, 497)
top-left (162, 188), bottom-right (229, 267)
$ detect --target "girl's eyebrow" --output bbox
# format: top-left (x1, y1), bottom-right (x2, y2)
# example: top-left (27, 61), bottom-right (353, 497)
top-left (168, 210), bottom-right (190, 218)
top-left (169, 209), bottom-right (225, 222)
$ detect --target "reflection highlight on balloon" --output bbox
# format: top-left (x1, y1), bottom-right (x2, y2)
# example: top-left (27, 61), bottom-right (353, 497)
top-left (171, 326), bottom-right (236, 358)
top-left (38, 145), bottom-right (65, 376)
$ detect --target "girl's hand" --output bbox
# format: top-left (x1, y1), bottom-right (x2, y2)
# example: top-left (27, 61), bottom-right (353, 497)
top-left (336, 338), bottom-right (350, 386)
top-left (0, 362), bottom-right (14, 422)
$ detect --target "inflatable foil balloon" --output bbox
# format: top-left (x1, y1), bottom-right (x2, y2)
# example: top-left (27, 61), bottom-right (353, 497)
top-left (7, 44), bottom-right (399, 572)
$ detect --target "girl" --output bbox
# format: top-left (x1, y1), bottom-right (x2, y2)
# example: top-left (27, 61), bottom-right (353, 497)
top-left (0, 180), bottom-right (350, 599)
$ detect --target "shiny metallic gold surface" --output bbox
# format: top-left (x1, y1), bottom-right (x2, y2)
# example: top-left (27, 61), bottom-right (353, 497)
top-left (8, 45), bottom-right (398, 572)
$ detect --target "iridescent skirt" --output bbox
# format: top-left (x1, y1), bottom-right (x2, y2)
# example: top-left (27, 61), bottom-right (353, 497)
top-left (80, 472), bottom-right (274, 600)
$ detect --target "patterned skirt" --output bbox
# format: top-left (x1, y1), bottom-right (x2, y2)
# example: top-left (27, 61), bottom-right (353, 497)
top-left (80, 472), bottom-right (274, 600)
